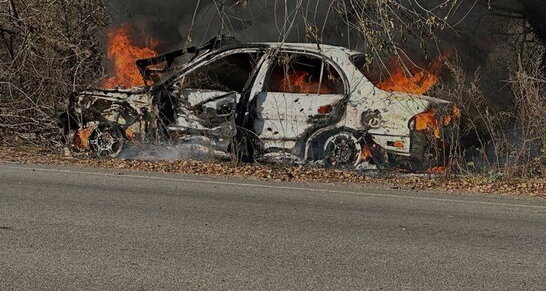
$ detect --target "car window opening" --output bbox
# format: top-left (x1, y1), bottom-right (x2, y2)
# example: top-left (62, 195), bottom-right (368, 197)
top-left (350, 54), bottom-right (388, 86)
top-left (266, 54), bottom-right (344, 95)
top-left (183, 53), bottom-right (261, 93)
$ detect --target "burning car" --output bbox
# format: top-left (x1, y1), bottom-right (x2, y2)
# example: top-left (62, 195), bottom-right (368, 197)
top-left (60, 36), bottom-right (459, 169)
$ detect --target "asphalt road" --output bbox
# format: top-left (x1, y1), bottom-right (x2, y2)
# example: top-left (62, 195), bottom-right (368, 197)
top-left (0, 163), bottom-right (545, 290)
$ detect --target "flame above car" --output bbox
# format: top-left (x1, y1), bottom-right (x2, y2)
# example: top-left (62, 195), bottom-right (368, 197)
top-left (103, 24), bottom-right (159, 89)
top-left (375, 53), bottom-right (450, 95)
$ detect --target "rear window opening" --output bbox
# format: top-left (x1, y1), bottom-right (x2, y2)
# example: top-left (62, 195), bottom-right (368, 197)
top-left (265, 54), bottom-right (345, 95)
top-left (351, 54), bottom-right (390, 86)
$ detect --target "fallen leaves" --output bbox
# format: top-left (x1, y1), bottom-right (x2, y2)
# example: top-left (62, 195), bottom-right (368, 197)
top-left (0, 146), bottom-right (544, 197)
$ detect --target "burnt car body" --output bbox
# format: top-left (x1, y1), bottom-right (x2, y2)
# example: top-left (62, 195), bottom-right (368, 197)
top-left (60, 36), bottom-right (458, 169)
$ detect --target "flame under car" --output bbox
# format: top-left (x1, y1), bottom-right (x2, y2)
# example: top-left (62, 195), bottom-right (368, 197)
top-left (60, 37), bottom-right (458, 169)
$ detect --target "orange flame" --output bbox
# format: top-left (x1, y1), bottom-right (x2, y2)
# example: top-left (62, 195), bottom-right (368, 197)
top-left (376, 54), bottom-right (449, 94)
top-left (415, 109), bottom-right (441, 138)
top-left (74, 127), bottom-right (94, 150)
top-left (278, 70), bottom-right (333, 94)
top-left (414, 105), bottom-right (461, 139)
top-left (361, 145), bottom-right (373, 161)
top-left (104, 24), bottom-right (159, 88)
top-left (443, 105), bottom-right (461, 126)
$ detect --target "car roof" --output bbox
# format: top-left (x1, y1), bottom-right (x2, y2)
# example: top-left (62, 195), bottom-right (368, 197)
top-left (212, 42), bottom-right (362, 58)
top-left (149, 39), bottom-right (363, 88)
top-left (258, 42), bottom-right (361, 54)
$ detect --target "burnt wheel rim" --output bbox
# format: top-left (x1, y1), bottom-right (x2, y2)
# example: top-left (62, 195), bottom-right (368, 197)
top-left (89, 125), bottom-right (125, 158)
top-left (323, 133), bottom-right (361, 167)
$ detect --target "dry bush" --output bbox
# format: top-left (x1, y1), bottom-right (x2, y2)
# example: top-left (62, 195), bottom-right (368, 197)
top-left (0, 0), bottom-right (109, 146)
top-left (507, 59), bottom-right (546, 177)
top-left (439, 57), bottom-right (545, 178)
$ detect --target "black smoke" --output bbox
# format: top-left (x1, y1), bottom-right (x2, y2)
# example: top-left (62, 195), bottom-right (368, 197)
top-left (104, 1), bottom-right (544, 62)
top-left (105, 0), bottom-right (545, 105)
top-left (106, 0), bottom-right (343, 51)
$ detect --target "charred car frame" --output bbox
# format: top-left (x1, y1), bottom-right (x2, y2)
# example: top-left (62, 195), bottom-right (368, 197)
top-left (60, 36), bottom-right (459, 169)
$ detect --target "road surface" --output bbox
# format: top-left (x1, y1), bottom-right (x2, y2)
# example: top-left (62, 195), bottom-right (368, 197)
top-left (0, 163), bottom-right (545, 290)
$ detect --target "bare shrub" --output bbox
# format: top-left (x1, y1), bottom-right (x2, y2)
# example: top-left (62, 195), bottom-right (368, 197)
top-left (439, 56), bottom-right (545, 178)
top-left (507, 59), bottom-right (546, 177)
top-left (0, 0), bottom-right (108, 147)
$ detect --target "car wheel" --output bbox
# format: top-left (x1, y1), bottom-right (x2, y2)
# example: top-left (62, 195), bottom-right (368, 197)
top-left (318, 130), bottom-right (362, 168)
top-left (89, 124), bottom-right (125, 158)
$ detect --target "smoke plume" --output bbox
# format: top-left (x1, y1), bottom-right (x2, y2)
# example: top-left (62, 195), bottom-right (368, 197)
top-left (105, 0), bottom-right (546, 107)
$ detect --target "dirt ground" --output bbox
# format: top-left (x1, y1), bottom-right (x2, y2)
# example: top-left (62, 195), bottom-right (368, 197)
top-left (0, 146), bottom-right (544, 198)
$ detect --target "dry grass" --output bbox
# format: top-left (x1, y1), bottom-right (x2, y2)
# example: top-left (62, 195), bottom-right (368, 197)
top-left (437, 57), bottom-right (545, 179)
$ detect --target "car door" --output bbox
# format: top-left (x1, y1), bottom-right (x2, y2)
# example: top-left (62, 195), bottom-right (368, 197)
top-left (249, 52), bottom-right (347, 152)
top-left (170, 50), bottom-right (264, 129)
top-left (165, 50), bottom-right (265, 153)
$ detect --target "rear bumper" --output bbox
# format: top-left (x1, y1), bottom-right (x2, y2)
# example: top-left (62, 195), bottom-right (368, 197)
top-left (369, 134), bottom-right (412, 157)
top-left (369, 118), bottom-right (458, 164)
